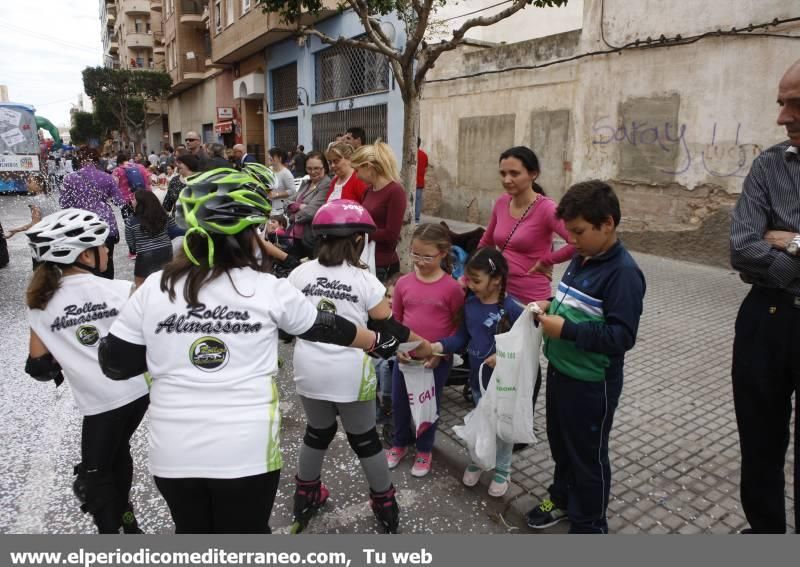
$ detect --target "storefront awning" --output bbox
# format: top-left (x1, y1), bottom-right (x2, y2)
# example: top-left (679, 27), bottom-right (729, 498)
top-left (214, 120), bottom-right (233, 134)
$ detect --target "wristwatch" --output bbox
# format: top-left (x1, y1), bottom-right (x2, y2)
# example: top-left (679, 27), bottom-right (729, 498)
top-left (787, 234), bottom-right (800, 255)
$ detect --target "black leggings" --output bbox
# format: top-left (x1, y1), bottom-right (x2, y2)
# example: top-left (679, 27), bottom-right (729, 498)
top-left (81, 394), bottom-right (149, 533)
top-left (154, 471), bottom-right (281, 533)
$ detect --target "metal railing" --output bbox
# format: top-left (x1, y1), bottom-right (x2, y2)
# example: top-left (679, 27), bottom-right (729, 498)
top-left (315, 41), bottom-right (390, 103)
top-left (271, 63), bottom-right (298, 112)
top-left (181, 0), bottom-right (203, 15)
top-left (311, 104), bottom-right (387, 151)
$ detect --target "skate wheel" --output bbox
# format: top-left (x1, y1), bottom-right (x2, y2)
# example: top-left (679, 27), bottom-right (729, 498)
top-left (289, 521), bottom-right (305, 534)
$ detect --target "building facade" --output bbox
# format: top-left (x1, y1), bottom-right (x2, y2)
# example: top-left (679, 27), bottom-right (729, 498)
top-left (420, 0), bottom-right (799, 266)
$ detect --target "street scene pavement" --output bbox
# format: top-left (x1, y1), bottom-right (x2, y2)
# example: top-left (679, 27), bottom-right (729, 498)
top-left (0, 196), bottom-right (795, 534)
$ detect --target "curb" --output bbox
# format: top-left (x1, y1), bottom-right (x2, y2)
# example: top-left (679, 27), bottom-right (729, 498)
top-left (432, 430), bottom-right (544, 533)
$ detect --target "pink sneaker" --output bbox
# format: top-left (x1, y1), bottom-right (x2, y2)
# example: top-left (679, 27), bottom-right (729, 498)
top-left (385, 447), bottom-right (408, 469)
top-left (411, 452), bottom-right (432, 477)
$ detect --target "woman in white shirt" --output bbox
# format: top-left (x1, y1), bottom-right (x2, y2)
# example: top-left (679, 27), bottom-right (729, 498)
top-left (98, 168), bottom-right (412, 534)
top-left (286, 200), bottom-right (429, 534)
top-left (267, 147), bottom-right (296, 216)
top-left (24, 209), bottom-right (150, 534)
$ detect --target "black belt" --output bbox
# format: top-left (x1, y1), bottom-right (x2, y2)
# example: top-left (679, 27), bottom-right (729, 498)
top-left (751, 286), bottom-right (800, 308)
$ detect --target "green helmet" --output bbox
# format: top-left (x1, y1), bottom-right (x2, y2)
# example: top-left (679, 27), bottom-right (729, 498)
top-left (241, 162), bottom-right (276, 189)
top-left (176, 167), bottom-right (272, 266)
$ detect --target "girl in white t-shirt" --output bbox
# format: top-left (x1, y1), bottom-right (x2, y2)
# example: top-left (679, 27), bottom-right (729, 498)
top-left (286, 199), bottom-right (430, 534)
top-left (24, 209), bottom-right (150, 534)
top-left (98, 169), bottom-right (411, 534)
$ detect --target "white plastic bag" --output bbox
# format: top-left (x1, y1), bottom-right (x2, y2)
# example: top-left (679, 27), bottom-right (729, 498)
top-left (359, 234), bottom-right (377, 275)
top-left (400, 363), bottom-right (438, 438)
top-left (494, 309), bottom-right (542, 444)
top-left (453, 363), bottom-right (497, 470)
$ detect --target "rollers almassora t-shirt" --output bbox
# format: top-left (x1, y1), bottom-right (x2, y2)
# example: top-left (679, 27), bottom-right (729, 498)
top-left (27, 274), bottom-right (149, 416)
top-left (109, 268), bottom-right (318, 479)
top-left (288, 260), bottom-right (385, 403)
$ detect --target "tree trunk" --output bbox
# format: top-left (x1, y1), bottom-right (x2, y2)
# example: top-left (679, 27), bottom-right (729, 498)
top-left (398, 91), bottom-right (420, 273)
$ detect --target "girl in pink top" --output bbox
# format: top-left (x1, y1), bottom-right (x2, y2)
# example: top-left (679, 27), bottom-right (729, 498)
top-left (478, 146), bottom-right (574, 306)
top-left (386, 224), bottom-right (464, 478)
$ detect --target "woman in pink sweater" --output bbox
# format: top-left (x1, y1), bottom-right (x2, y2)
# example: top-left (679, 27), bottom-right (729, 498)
top-left (478, 146), bottom-right (575, 425)
top-left (478, 146), bottom-right (574, 305)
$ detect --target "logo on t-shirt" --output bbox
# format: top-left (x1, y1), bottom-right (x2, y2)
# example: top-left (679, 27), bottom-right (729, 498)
top-left (189, 336), bottom-right (229, 372)
top-left (75, 324), bottom-right (100, 347)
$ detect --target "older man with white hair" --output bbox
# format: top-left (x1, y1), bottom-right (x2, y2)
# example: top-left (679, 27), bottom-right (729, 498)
top-left (233, 144), bottom-right (257, 169)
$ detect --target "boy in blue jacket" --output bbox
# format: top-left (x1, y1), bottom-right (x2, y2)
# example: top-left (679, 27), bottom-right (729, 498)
top-left (526, 180), bottom-right (645, 534)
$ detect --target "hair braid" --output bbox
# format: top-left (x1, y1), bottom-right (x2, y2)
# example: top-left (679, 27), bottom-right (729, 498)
top-left (496, 272), bottom-right (511, 334)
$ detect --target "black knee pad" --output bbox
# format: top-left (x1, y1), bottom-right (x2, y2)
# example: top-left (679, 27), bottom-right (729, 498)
top-left (346, 428), bottom-right (383, 459)
top-left (74, 465), bottom-right (116, 515)
top-left (303, 422), bottom-right (338, 450)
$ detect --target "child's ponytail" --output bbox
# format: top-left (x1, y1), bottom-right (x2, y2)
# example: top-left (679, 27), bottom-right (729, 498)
top-left (26, 262), bottom-right (64, 310)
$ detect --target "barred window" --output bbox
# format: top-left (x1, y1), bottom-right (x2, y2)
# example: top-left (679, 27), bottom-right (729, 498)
top-left (315, 42), bottom-right (390, 103)
top-left (273, 117), bottom-right (299, 153)
top-left (271, 63), bottom-right (298, 112)
top-left (311, 104), bottom-right (387, 152)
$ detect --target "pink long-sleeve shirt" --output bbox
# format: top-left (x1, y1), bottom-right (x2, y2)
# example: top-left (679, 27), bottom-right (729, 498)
top-left (392, 272), bottom-right (464, 342)
top-left (479, 193), bottom-right (575, 304)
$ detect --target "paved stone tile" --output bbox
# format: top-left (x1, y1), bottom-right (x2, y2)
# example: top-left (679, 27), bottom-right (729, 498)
top-left (437, 250), bottom-right (796, 534)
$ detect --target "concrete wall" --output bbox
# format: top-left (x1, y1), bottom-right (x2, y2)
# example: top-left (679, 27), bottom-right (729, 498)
top-left (420, 0), bottom-right (798, 266)
top-left (431, 0), bottom-right (584, 44)
top-left (166, 78), bottom-right (216, 140)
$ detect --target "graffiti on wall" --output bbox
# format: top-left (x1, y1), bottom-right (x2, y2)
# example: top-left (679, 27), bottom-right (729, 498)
top-left (591, 116), bottom-right (763, 179)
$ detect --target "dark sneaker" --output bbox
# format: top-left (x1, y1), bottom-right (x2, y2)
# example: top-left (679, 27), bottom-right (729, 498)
top-left (526, 499), bottom-right (567, 529)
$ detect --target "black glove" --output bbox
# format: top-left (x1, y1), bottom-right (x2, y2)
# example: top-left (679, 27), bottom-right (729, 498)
top-left (368, 332), bottom-right (400, 360)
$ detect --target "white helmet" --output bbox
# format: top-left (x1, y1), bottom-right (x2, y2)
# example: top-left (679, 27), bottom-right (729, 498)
top-left (25, 209), bottom-right (109, 264)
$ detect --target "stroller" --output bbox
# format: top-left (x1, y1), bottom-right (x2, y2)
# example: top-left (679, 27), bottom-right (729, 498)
top-left (441, 221), bottom-right (485, 406)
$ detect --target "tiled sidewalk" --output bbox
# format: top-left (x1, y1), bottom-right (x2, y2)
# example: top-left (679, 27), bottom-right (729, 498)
top-left (436, 251), bottom-right (796, 534)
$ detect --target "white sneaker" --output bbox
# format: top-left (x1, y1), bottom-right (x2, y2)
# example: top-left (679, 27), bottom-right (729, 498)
top-left (488, 473), bottom-right (509, 497)
top-left (462, 465), bottom-right (482, 487)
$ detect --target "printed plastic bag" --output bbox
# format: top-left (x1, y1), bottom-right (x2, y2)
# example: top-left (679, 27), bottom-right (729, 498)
top-left (494, 309), bottom-right (542, 444)
top-left (453, 363), bottom-right (497, 470)
top-left (400, 362), bottom-right (438, 438)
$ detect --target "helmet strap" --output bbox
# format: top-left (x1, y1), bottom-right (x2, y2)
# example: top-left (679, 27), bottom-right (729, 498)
top-left (184, 227), bottom-right (215, 267)
top-left (73, 248), bottom-right (103, 277)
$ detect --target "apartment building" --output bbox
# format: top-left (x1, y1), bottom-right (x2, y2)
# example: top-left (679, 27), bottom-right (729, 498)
top-left (100, 1), bottom-right (162, 70)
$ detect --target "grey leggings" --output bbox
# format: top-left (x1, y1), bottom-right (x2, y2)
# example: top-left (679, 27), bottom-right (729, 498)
top-left (298, 396), bottom-right (391, 493)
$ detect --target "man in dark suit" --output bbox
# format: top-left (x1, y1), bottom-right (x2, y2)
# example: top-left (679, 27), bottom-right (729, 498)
top-left (233, 144), bottom-right (257, 169)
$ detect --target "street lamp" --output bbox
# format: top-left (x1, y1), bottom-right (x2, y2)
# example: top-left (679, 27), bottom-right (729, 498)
top-left (297, 87), bottom-right (310, 107)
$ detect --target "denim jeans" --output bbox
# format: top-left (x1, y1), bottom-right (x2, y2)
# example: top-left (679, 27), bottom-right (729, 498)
top-left (415, 188), bottom-right (423, 223)
top-left (472, 364), bottom-right (513, 476)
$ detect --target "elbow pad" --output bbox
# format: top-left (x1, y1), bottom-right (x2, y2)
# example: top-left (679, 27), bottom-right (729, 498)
top-left (297, 310), bottom-right (357, 347)
top-left (25, 353), bottom-right (62, 383)
top-left (98, 334), bottom-right (148, 380)
top-left (367, 315), bottom-right (410, 343)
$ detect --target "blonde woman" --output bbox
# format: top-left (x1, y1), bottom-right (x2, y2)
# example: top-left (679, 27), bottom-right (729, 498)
top-left (351, 143), bottom-right (407, 281)
top-left (324, 142), bottom-right (368, 202)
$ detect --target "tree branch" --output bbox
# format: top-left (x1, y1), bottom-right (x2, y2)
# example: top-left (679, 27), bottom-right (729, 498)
top-left (345, 0), bottom-right (399, 59)
top-left (414, 0), bottom-right (530, 88)
top-left (302, 26), bottom-right (406, 92)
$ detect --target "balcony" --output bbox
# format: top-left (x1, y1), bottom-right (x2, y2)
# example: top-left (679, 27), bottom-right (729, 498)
top-left (126, 31), bottom-right (154, 48)
top-left (155, 45), bottom-right (165, 55)
top-left (180, 0), bottom-right (204, 27)
top-left (108, 41), bottom-right (119, 54)
top-left (106, 13), bottom-right (116, 25)
top-left (181, 56), bottom-right (206, 82)
top-left (151, 0), bottom-right (163, 11)
top-left (105, 2), bottom-right (116, 15)
top-left (121, 0), bottom-right (151, 16)
top-left (153, 30), bottom-right (164, 45)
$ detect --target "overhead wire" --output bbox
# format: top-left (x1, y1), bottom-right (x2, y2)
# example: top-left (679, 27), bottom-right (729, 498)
top-left (426, 14), bottom-right (800, 84)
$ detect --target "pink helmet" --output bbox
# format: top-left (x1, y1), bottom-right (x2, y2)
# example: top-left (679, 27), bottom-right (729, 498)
top-left (312, 199), bottom-right (376, 238)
